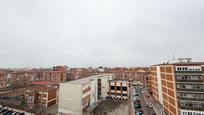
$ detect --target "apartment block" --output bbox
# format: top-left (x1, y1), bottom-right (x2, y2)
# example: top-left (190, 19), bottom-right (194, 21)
top-left (33, 67), bottom-right (68, 84)
top-left (109, 80), bottom-right (130, 100)
top-left (58, 74), bottom-right (113, 115)
top-left (69, 68), bottom-right (97, 80)
top-left (0, 69), bottom-right (35, 90)
top-left (105, 67), bottom-right (148, 82)
top-left (149, 59), bottom-right (204, 115)
top-left (25, 86), bottom-right (57, 109)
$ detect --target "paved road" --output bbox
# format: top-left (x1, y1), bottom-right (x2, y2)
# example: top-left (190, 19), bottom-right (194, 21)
top-left (134, 87), bottom-right (155, 115)
top-left (143, 88), bottom-right (164, 115)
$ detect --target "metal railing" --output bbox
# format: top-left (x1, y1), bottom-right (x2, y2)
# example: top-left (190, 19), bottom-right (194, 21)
top-left (176, 88), bottom-right (204, 92)
top-left (178, 97), bottom-right (204, 101)
top-left (179, 106), bottom-right (204, 111)
top-left (176, 79), bottom-right (203, 82)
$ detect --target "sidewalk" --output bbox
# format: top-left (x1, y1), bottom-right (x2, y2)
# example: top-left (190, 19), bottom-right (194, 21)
top-left (143, 89), bottom-right (165, 115)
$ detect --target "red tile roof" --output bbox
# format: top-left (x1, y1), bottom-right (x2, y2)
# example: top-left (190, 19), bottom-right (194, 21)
top-left (31, 81), bottom-right (57, 85)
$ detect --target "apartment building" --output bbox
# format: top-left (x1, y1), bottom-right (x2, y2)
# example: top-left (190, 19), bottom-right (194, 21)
top-left (0, 69), bottom-right (35, 90)
top-left (149, 59), bottom-right (204, 115)
top-left (0, 69), bottom-right (13, 90)
top-left (109, 80), bottom-right (130, 100)
top-left (25, 86), bottom-right (57, 109)
top-left (105, 67), bottom-right (148, 81)
top-left (69, 68), bottom-right (97, 80)
top-left (58, 74), bottom-right (113, 115)
top-left (32, 66), bottom-right (68, 84)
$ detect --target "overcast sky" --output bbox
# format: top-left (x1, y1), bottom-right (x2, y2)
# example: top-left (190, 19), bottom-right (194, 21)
top-left (0, 0), bottom-right (204, 68)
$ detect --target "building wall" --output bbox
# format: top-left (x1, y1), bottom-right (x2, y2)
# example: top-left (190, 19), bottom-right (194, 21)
top-left (150, 65), bottom-right (179, 115)
top-left (58, 74), bottom-right (113, 115)
top-left (58, 83), bottom-right (82, 115)
top-left (47, 89), bottom-right (57, 107)
top-left (109, 80), bottom-right (129, 100)
top-left (100, 76), bottom-right (112, 99)
top-left (160, 65), bottom-right (178, 115)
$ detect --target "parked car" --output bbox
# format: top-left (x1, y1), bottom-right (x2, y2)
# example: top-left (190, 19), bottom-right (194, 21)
top-left (134, 96), bottom-right (140, 101)
top-left (3, 110), bottom-right (13, 115)
top-left (133, 92), bottom-right (139, 95)
top-left (14, 112), bottom-right (20, 115)
top-left (134, 99), bottom-right (140, 103)
top-left (0, 109), bottom-right (8, 114)
top-left (136, 110), bottom-right (144, 115)
top-left (134, 103), bottom-right (142, 109)
top-left (149, 103), bottom-right (153, 108)
top-left (142, 90), bottom-right (145, 94)
top-left (133, 93), bottom-right (139, 97)
top-left (1, 109), bottom-right (9, 114)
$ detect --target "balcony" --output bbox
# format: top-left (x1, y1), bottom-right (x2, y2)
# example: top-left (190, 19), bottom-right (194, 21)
top-left (176, 79), bottom-right (203, 83)
top-left (179, 106), bottom-right (204, 111)
top-left (177, 88), bottom-right (204, 92)
top-left (175, 71), bottom-right (202, 75)
top-left (177, 97), bottom-right (204, 101)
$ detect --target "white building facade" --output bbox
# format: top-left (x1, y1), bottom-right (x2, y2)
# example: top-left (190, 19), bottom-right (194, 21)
top-left (58, 74), bottom-right (113, 115)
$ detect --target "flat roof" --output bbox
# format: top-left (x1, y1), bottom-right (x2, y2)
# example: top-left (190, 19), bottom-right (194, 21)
top-left (27, 86), bottom-right (56, 91)
top-left (31, 81), bottom-right (57, 85)
top-left (152, 62), bottom-right (204, 66)
top-left (63, 74), bottom-right (113, 85)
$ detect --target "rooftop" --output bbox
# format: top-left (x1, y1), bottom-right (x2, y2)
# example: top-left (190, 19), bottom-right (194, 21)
top-left (152, 62), bottom-right (204, 66)
top-left (31, 81), bottom-right (57, 86)
top-left (63, 74), bottom-right (113, 85)
top-left (27, 86), bottom-right (56, 91)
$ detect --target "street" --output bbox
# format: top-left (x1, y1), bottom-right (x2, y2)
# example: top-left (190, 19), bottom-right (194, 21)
top-left (134, 86), bottom-right (156, 115)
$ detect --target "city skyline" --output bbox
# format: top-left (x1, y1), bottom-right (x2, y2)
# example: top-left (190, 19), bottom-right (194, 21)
top-left (0, 0), bottom-right (204, 67)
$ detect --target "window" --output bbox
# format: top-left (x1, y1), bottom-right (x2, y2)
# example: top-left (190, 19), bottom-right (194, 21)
top-left (111, 86), bottom-right (115, 90)
top-left (116, 86), bottom-right (121, 90)
top-left (122, 87), bottom-right (127, 91)
top-left (122, 94), bottom-right (127, 96)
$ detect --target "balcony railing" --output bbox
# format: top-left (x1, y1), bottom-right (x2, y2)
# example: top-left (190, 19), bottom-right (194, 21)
top-left (179, 106), bottom-right (204, 111)
top-left (175, 72), bottom-right (202, 75)
top-left (176, 79), bottom-right (203, 82)
top-left (177, 97), bottom-right (204, 101)
top-left (177, 88), bottom-right (204, 92)
top-left (175, 71), bottom-right (202, 73)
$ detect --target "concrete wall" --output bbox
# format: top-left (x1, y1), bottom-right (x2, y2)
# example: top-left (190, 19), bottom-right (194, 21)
top-left (101, 76), bottom-right (112, 99)
top-left (58, 83), bottom-right (82, 115)
top-left (89, 79), bottom-right (98, 108)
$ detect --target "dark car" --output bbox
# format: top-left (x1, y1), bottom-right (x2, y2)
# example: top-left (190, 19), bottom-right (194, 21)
top-left (134, 100), bottom-right (140, 103)
top-left (135, 110), bottom-right (144, 115)
top-left (14, 112), bottom-right (20, 115)
top-left (134, 104), bottom-right (142, 109)
top-left (0, 109), bottom-right (8, 114)
top-left (3, 110), bottom-right (13, 115)
top-left (19, 112), bottom-right (25, 115)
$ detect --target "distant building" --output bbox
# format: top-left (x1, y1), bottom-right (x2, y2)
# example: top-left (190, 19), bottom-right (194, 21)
top-left (58, 74), bottom-right (113, 115)
top-left (149, 58), bottom-right (204, 115)
top-left (32, 66), bottom-right (68, 84)
top-left (69, 68), bottom-right (97, 80)
top-left (109, 80), bottom-right (130, 100)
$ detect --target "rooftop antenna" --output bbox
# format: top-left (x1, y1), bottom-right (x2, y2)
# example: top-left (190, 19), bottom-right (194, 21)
top-left (173, 52), bottom-right (176, 60)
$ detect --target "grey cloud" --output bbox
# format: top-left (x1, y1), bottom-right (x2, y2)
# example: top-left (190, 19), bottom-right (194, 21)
top-left (0, 0), bottom-right (204, 67)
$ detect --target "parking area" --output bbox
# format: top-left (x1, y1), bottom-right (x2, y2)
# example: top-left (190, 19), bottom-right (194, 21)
top-left (0, 107), bottom-right (25, 115)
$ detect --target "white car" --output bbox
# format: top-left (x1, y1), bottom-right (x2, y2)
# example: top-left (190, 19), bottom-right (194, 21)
top-left (134, 96), bottom-right (140, 100)
top-left (149, 103), bottom-right (153, 108)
